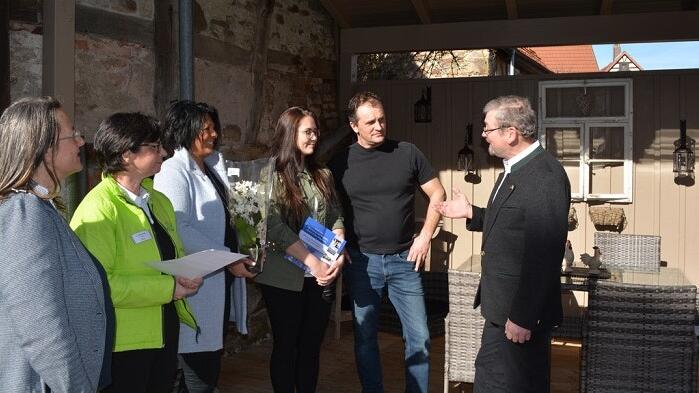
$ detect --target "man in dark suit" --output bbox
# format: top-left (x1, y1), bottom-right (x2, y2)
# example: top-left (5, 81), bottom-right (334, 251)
top-left (436, 95), bottom-right (570, 392)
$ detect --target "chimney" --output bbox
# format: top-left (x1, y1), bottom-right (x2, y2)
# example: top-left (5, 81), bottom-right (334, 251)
top-left (613, 44), bottom-right (622, 59)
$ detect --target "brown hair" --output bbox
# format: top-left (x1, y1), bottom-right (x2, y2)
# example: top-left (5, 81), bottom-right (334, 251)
top-left (270, 106), bottom-right (336, 229)
top-left (0, 96), bottom-right (63, 200)
top-left (347, 91), bottom-right (383, 124)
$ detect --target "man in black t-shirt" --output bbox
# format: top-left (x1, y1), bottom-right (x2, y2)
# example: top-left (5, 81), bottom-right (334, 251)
top-left (329, 91), bottom-right (445, 393)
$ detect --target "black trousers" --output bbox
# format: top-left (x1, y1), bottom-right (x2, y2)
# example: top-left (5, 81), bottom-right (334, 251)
top-left (103, 302), bottom-right (180, 393)
top-left (178, 350), bottom-right (223, 393)
top-left (260, 278), bottom-right (332, 393)
top-left (473, 320), bottom-right (552, 393)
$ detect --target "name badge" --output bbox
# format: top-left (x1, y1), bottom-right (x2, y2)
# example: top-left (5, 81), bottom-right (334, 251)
top-left (131, 230), bottom-right (152, 244)
top-left (227, 167), bottom-right (240, 177)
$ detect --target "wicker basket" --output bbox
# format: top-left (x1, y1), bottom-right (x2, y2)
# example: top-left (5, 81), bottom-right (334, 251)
top-left (588, 206), bottom-right (625, 231)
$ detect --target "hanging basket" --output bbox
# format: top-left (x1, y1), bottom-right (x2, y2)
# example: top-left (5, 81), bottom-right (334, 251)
top-left (567, 206), bottom-right (578, 231)
top-left (588, 206), bottom-right (626, 232)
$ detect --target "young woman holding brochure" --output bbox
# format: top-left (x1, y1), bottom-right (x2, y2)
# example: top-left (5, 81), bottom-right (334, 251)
top-left (254, 106), bottom-right (345, 393)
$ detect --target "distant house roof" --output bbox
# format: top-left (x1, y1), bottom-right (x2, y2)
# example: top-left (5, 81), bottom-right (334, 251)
top-left (524, 45), bottom-right (600, 73)
top-left (602, 51), bottom-right (644, 72)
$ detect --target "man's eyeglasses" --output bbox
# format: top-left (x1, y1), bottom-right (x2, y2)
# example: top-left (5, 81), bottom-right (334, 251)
top-left (58, 129), bottom-right (83, 141)
top-left (301, 128), bottom-right (320, 138)
top-left (140, 142), bottom-right (162, 151)
top-left (482, 126), bottom-right (505, 136)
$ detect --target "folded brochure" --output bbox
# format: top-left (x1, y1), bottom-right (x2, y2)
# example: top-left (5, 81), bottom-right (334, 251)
top-left (148, 249), bottom-right (248, 279)
top-left (285, 217), bottom-right (346, 273)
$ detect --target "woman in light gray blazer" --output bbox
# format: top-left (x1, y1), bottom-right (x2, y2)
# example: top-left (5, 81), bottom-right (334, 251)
top-left (0, 97), bottom-right (114, 393)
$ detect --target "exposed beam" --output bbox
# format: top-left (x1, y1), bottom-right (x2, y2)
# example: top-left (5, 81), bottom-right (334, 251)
top-left (43, 0), bottom-right (82, 215)
top-left (505, 0), bottom-right (518, 19)
top-left (319, 0), bottom-right (350, 29)
top-left (600, 0), bottom-right (614, 15)
top-left (154, 0), bottom-right (178, 120)
top-left (410, 0), bottom-right (432, 24)
top-left (341, 10), bottom-right (699, 54)
top-left (1, 0), bottom-right (9, 113)
top-left (681, 0), bottom-right (698, 10)
top-left (42, 0), bottom-right (75, 118)
top-left (76, 4), bottom-right (153, 47)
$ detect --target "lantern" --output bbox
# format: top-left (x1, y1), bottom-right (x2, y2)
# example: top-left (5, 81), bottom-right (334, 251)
top-left (457, 123), bottom-right (475, 173)
top-left (673, 120), bottom-right (695, 179)
top-left (414, 87), bottom-right (431, 123)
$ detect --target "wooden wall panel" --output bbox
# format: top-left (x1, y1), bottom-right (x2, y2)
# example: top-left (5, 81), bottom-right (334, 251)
top-left (630, 75), bottom-right (658, 237)
top-left (448, 80), bottom-right (473, 270)
top-left (657, 75), bottom-right (682, 268)
top-left (680, 74), bottom-right (699, 283)
top-left (357, 70), bottom-right (699, 284)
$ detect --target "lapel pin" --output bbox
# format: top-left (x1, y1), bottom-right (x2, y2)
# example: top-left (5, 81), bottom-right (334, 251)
top-left (509, 185), bottom-right (515, 191)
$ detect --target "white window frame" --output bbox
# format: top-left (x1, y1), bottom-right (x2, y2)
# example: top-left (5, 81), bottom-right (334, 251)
top-left (539, 79), bottom-right (633, 203)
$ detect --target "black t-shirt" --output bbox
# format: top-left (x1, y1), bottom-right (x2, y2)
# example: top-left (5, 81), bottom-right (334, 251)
top-left (329, 139), bottom-right (436, 254)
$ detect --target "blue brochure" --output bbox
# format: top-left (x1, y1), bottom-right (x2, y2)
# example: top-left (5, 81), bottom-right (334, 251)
top-left (285, 217), bottom-right (346, 273)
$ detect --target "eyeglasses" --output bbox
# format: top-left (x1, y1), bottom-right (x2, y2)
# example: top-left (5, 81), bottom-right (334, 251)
top-left (140, 142), bottom-right (162, 151)
top-left (58, 129), bottom-right (83, 141)
top-left (482, 126), bottom-right (505, 136)
top-left (301, 128), bottom-right (320, 138)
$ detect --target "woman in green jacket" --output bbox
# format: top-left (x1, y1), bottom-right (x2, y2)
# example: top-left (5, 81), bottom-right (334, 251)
top-left (254, 107), bottom-right (345, 393)
top-left (71, 113), bottom-right (201, 393)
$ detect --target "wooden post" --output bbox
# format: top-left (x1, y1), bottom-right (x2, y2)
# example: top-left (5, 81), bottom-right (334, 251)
top-left (0, 0), bottom-right (10, 113)
top-left (43, 0), bottom-right (80, 215)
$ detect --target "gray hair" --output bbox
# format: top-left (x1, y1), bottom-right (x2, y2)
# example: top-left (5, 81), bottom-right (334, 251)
top-left (483, 95), bottom-right (537, 140)
top-left (0, 96), bottom-right (63, 200)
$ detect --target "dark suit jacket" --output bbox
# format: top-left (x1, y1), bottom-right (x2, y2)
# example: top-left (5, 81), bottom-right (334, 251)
top-left (468, 145), bottom-right (570, 330)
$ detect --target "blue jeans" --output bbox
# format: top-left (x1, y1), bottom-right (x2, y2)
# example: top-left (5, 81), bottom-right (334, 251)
top-left (345, 247), bottom-right (430, 393)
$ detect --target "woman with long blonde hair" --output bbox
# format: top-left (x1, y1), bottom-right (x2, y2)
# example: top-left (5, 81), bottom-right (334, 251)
top-left (0, 97), bottom-right (113, 392)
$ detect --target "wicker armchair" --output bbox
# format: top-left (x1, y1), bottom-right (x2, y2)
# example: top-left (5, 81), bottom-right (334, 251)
top-left (444, 269), bottom-right (484, 392)
top-left (593, 232), bottom-right (661, 272)
top-left (581, 280), bottom-right (697, 393)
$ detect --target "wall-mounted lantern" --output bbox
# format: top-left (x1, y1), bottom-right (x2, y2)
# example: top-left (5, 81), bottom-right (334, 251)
top-left (673, 120), bottom-right (695, 182)
top-left (457, 123), bottom-right (475, 173)
top-left (414, 87), bottom-right (431, 123)
top-left (457, 123), bottom-right (481, 183)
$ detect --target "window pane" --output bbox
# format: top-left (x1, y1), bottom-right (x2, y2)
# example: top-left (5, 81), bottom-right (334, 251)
top-left (589, 127), bottom-right (625, 160)
top-left (545, 86), bottom-right (625, 117)
top-left (589, 162), bottom-right (625, 195)
top-left (546, 127), bottom-right (580, 194)
top-left (563, 162), bottom-right (581, 195)
top-left (545, 127), bottom-right (581, 160)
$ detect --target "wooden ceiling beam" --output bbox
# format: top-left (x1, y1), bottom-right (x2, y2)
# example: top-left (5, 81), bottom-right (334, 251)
top-left (681, 0), bottom-right (698, 10)
top-left (341, 10), bottom-right (699, 53)
top-left (600, 0), bottom-right (614, 15)
top-left (319, 0), bottom-right (350, 28)
top-left (410, 0), bottom-right (432, 24)
top-left (505, 0), bottom-right (518, 19)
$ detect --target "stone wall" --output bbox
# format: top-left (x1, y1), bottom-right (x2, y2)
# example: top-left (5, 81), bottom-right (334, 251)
top-left (8, 21), bottom-right (41, 100)
top-left (8, 0), bottom-right (339, 353)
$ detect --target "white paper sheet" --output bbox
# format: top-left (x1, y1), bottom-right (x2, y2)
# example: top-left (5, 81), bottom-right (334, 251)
top-left (148, 249), bottom-right (247, 279)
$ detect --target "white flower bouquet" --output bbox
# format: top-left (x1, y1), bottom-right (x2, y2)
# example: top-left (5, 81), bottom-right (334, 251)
top-left (225, 157), bottom-right (275, 273)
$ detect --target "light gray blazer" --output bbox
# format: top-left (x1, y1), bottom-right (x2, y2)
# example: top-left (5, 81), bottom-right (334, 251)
top-left (0, 192), bottom-right (108, 393)
top-left (154, 148), bottom-right (247, 354)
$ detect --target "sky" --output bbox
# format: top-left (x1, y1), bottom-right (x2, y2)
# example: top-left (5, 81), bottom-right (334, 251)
top-left (593, 42), bottom-right (699, 70)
